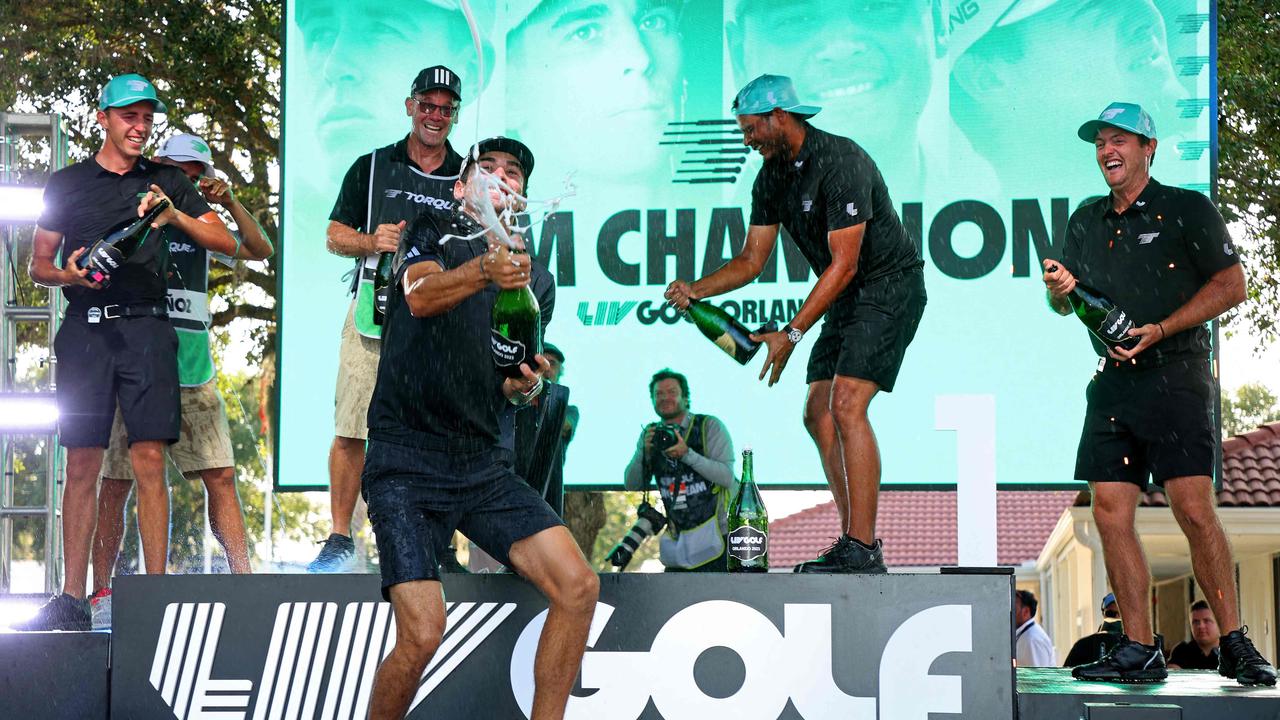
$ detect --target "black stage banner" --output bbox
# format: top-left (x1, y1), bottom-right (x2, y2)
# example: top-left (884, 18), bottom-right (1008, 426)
top-left (113, 572), bottom-right (1014, 719)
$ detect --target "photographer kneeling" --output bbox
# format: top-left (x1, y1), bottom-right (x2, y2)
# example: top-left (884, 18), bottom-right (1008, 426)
top-left (621, 369), bottom-right (735, 571)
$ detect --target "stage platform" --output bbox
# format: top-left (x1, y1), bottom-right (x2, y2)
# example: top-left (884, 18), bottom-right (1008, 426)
top-left (1017, 666), bottom-right (1280, 719)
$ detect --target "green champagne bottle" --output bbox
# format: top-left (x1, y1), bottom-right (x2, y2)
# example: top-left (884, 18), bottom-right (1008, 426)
top-left (491, 249), bottom-right (542, 378)
top-left (372, 252), bottom-right (393, 326)
top-left (76, 197), bottom-right (171, 286)
top-left (727, 448), bottom-right (768, 572)
top-left (1047, 264), bottom-right (1139, 350)
top-left (686, 300), bottom-right (775, 365)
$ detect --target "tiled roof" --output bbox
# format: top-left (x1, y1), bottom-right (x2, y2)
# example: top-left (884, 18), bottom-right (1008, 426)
top-left (769, 490), bottom-right (1078, 569)
top-left (1140, 422), bottom-right (1280, 507)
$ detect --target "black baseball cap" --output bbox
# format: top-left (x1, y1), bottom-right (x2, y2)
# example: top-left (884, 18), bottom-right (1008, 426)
top-left (462, 136), bottom-right (536, 184)
top-left (543, 343), bottom-right (564, 362)
top-left (411, 65), bottom-right (462, 100)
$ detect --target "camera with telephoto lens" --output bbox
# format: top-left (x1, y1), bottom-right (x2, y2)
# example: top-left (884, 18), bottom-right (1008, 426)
top-left (606, 500), bottom-right (667, 570)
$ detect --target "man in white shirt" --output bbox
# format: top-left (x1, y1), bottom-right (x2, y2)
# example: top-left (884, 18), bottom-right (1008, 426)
top-left (1016, 589), bottom-right (1056, 667)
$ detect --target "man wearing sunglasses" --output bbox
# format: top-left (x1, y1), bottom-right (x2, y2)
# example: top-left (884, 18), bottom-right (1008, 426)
top-left (311, 66), bottom-right (465, 573)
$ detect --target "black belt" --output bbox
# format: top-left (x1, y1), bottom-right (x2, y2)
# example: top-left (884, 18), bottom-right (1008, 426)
top-left (65, 303), bottom-right (168, 320)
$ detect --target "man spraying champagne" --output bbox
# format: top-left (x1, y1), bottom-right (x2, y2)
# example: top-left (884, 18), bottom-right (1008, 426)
top-left (666, 75), bottom-right (926, 574)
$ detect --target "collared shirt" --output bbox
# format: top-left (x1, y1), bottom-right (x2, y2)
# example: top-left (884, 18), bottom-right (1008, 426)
top-left (1059, 178), bottom-right (1239, 359)
top-left (38, 156), bottom-right (211, 311)
top-left (329, 136), bottom-right (462, 232)
top-left (1016, 619), bottom-right (1056, 667)
top-left (748, 123), bottom-right (922, 315)
top-left (622, 413), bottom-right (735, 492)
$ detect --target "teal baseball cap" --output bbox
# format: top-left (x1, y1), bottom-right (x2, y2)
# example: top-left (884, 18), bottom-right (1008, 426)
top-left (97, 73), bottom-right (168, 114)
top-left (732, 74), bottom-right (821, 119)
top-left (1077, 102), bottom-right (1156, 143)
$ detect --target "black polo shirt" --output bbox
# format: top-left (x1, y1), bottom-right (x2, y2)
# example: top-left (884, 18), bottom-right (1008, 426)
top-left (1059, 179), bottom-right (1239, 359)
top-left (1168, 640), bottom-right (1219, 670)
top-left (367, 210), bottom-right (555, 451)
top-left (38, 156), bottom-right (211, 311)
top-left (329, 137), bottom-right (463, 232)
top-left (749, 124), bottom-right (922, 315)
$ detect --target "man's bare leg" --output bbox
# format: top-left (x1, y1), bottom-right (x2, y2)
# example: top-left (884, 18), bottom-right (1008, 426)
top-left (1090, 481), bottom-right (1153, 644)
top-left (91, 476), bottom-right (133, 589)
top-left (829, 375), bottom-right (881, 544)
top-left (803, 380), bottom-right (848, 531)
top-left (328, 435), bottom-right (365, 537)
top-left (508, 526), bottom-right (599, 720)
top-left (1164, 476), bottom-right (1240, 630)
top-left (129, 440), bottom-right (170, 573)
top-left (200, 466), bottom-right (252, 573)
top-left (62, 447), bottom-right (105, 598)
top-left (368, 580), bottom-right (446, 720)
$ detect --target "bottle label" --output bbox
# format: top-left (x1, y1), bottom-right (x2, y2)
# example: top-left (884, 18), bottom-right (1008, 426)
top-left (491, 329), bottom-right (527, 368)
top-left (712, 331), bottom-right (737, 357)
top-left (727, 525), bottom-right (767, 562)
top-left (1100, 308), bottom-right (1133, 344)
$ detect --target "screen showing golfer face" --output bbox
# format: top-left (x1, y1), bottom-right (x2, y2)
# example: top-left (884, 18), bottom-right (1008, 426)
top-left (279, 0), bottom-right (1215, 488)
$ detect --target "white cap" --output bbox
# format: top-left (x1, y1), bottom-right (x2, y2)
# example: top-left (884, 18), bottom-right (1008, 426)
top-left (155, 133), bottom-right (216, 178)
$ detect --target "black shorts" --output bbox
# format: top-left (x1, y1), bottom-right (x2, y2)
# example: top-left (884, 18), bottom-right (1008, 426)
top-left (1075, 358), bottom-right (1217, 489)
top-left (362, 438), bottom-right (564, 599)
top-left (53, 315), bottom-right (180, 448)
top-left (806, 268), bottom-right (926, 391)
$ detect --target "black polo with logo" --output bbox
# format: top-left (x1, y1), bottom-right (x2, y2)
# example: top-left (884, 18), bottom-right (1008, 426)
top-left (37, 156), bottom-right (212, 312)
top-left (748, 123), bottom-right (922, 314)
top-left (1059, 178), bottom-right (1239, 359)
top-left (329, 136), bottom-right (463, 232)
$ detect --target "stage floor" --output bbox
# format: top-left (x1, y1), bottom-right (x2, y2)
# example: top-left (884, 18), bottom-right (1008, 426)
top-left (1017, 667), bottom-right (1280, 719)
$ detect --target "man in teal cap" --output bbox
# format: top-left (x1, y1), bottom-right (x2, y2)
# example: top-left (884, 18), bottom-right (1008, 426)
top-left (20, 73), bottom-right (239, 630)
top-left (665, 74), bottom-right (927, 574)
top-left (1044, 102), bottom-right (1275, 685)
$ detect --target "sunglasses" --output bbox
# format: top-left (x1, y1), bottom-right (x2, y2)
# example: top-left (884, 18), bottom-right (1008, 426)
top-left (410, 98), bottom-right (459, 119)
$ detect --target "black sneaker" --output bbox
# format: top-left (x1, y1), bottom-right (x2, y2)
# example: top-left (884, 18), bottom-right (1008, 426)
top-left (11, 593), bottom-right (91, 632)
top-left (793, 535), bottom-right (888, 574)
top-left (307, 534), bottom-right (357, 573)
top-left (1071, 635), bottom-right (1167, 683)
top-left (1219, 627), bottom-right (1278, 686)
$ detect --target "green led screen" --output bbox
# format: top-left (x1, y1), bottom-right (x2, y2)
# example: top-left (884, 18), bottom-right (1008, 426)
top-left (279, 0), bottom-right (1216, 488)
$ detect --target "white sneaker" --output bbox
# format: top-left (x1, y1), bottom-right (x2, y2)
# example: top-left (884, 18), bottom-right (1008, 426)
top-left (90, 588), bottom-right (112, 631)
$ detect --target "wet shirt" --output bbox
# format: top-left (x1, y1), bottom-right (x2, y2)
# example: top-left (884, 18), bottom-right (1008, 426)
top-left (367, 210), bottom-right (553, 450)
top-left (38, 156), bottom-right (211, 311)
top-left (1059, 179), bottom-right (1240, 358)
top-left (749, 124), bottom-right (922, 314)
top-left (329, 137), bottom-right (462, 232)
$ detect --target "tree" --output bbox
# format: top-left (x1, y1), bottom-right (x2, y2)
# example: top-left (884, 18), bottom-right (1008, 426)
top-left (1221, 382), bottom-right (1280, 438)
top-left (0, 0), bottom-right (281, 361)
top-left (1218, 1), bottom-right (1280, 349)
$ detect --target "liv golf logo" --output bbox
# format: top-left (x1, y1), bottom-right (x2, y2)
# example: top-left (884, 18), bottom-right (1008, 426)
top-left (148, 600), bottom-right (515, 720)
top-left (148, 599), bottom-right (973, 720)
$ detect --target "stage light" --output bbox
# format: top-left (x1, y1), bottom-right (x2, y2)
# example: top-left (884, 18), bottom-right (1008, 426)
top-left (0, 393), bottom-right (58, 433)
top-left (0, 596), bottom-right (40, 630)
top-left (0, 185), bottom-right (44, 224)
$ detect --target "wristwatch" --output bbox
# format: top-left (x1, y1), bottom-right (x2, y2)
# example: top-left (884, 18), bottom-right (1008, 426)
top-left (782, 323), bottom-right (804, 345)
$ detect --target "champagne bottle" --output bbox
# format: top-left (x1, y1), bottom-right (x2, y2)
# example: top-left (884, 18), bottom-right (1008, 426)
top-left (686, 300), bottom-right (776, 365)
top-left (76, 197), bottom-right (171, 286)
top-left (491, 249), bottom-right (542, 378)
top-left (1048, 264), bottom-right (1140, 351)
top-left (727, 448), bottom-right (768, 572)
top-left (372, 252), bottom-right (393, 326)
